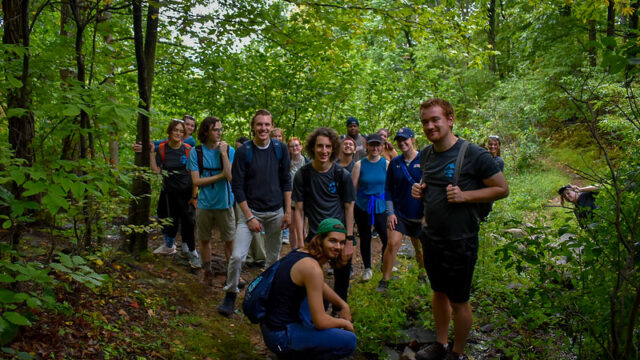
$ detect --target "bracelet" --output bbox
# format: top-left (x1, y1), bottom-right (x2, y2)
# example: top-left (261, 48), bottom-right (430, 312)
top-left (347, 235), bottom-right (356, 246)
top-left (246, 216), bottom-right (257, 224)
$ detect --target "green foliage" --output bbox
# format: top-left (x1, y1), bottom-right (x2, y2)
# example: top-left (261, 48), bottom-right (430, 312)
top-left (0, 246), bottom-right (107, 345)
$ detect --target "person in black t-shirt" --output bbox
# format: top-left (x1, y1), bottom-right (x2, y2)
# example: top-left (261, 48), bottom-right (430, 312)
top-left (293, 127), bottom-right (356, 308)
top-left (558, 184), bottom-right (599, 227)
top-left (147, 119), bottom-right (197, 256)
top-left (412, 99), bottom-right (509, 360)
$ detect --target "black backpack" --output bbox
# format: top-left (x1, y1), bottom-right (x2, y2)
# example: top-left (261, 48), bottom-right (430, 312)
top-left (421, 139), bottom-right (493, 222)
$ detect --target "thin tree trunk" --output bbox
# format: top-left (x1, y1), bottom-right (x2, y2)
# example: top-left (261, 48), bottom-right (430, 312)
top-left (127, 0), bottom-right (159, 253)
top-left (589, 20), bottom-right (597, 67)
top-left (607, 0), bottom-right (616, 50)
top-left (3, 0), bottom-right (35, 249)
top-left (488, 0), bottom-right (497, 72)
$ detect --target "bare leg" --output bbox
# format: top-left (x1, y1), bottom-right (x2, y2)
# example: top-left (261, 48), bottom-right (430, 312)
top-left (381, 229), bottom-right (402, 280)
top-left (432, 291), bottom-right (452, 345)
top-left (409, 236), bottom-right (425, 269)
top-left (450, 301), bottom-right (472, 355)
top-left (201, 240), bottom-right (212, 265)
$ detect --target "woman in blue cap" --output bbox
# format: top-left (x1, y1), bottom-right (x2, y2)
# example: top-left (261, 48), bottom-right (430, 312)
top-left (352, 133), bottom-right (389, 282)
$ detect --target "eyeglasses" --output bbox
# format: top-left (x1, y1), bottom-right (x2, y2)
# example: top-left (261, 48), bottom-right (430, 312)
top-left (211, 127), bottom-right (223, 133)
top-left (488, 135), bottom-right (499, 140)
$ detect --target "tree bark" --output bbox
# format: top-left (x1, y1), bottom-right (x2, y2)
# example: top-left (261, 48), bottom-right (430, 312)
top-left (488, 0), bottom-right (497, 73)
top-left (3, 0), bottom-right (35, 249)
top-left (127, 0), bottom-right (159, 253)
top-left (589, 20), bottom-right (597, 67)
top-left (607, 0), bottom-right (616, 50)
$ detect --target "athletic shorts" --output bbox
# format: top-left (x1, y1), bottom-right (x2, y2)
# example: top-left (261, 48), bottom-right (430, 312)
top-left (196, 207), bottom-right (236, 243)
top-left (393, 215), bottom-right (422, 238)
top-left (420, 233), bottom-right (478, 303)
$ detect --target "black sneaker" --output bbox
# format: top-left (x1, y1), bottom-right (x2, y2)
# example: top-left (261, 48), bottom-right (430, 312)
top-left (376, 280), bottom-right (389, 294)
top-left (447, 351), bottom-right (468, 360)
top-left (416, 342), bottom-right (448, 360)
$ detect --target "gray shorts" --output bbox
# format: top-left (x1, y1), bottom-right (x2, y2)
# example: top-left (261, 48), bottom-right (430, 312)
top-left (196, 207), bottom-right (236, 243)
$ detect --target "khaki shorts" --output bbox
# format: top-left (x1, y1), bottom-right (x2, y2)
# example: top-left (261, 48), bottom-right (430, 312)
top-left (196, 207), bottom-right (236, 243)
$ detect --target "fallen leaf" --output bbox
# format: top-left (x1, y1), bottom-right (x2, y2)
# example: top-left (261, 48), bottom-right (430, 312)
top-left (131, 301), bottom-right (139, 308)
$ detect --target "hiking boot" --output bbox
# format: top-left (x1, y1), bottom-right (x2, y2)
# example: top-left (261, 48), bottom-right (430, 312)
top-left (153, 244), bottom-right (177, 255)
top-left (217, 292), bottom-right (237, 317)
top-left (416, 342), bottom-right (448, 360)
top-left (447, 351), bottom-right (468, 360)
top-left (361, 268), bottom-right (372, 282)
top-left (189, 250), bottom-right (202, 269)
top-left (376, 280), bottom-right (389, 294)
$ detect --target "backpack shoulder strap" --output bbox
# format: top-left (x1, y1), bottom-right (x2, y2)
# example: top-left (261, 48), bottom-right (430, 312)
top-left (184, 143), bottom-right (191, 159)
top-left (158, 141), bottom-right (168, 165)
top-left (243, 141), bottom-right (254, 165)
top-left (419, 145), bottom-right (434, 182)
top-left (273, 139), bottom-right (283, 161)
top-left (333, 163), bottom-right (344, 195)
top-left (196, 145), bottom-right (204, 175)
top-left (453, 140), bottom-right (470, 187)
top-left (301, 163), bottom-right (311, 203)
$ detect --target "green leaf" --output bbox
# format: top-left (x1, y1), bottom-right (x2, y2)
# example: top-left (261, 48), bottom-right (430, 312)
top-left (71, 256), bottom-right (86, 266)
top-left (2, 220), bottom-right (11, 229)
top-left (3, 312), bottom-right (31, 326)
top-left (21, 181), bottom-right (48, 197)
top-left (0, 274), bottom-right (14, 283)
top-left (42, 193), bottom-right (69, 215)
top-left (69, 182), bottom-right (86, 200)
top-left (62, 105), bottom-right (81, 117)
top-left (0, 289), bottom-right (16, 303)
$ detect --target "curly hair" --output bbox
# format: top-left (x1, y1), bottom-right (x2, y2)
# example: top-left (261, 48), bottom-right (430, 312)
top-left (304, 127), bottom-right (341, 162)
top-left (197, 116), bottom-right (221, 144)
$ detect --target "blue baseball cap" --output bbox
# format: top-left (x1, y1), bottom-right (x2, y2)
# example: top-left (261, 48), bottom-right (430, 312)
top-left (346, 117), bottom-right (359, 126)
top-left (394, 127), bottom-right (415, 141)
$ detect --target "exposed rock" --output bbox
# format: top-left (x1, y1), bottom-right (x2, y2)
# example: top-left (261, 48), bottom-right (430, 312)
top-left (401, 346), bottom-right (416, 360)
top-left (396, 327), bottom-right (437, 345)
top-left (383, 346), bottom-right (400, 360)
top-left (503, 228), bottom-right (527, 238)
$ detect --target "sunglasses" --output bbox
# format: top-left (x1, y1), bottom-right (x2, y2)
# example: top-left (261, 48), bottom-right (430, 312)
top-left (172, 118), bottom-right (184, 123)
top-left (488, 135), bottom-right (499, 140)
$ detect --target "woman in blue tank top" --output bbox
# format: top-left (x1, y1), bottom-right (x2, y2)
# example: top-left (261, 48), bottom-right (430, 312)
top-left (352, 133), bottom-right (388, 282)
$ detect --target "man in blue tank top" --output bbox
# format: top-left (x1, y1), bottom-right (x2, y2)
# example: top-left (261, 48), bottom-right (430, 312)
top-left (412, 99), bottom-right (509, 360)
top-left (260, 218), bottom-right (357, 359)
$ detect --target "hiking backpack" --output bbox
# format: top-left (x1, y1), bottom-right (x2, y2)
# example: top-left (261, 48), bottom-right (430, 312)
top-left (421, 139), bottom-right (493, 222)
top-left (242, 259), bottom-right (283, 324)
top-left (242, 138), bottom-right (284, 165)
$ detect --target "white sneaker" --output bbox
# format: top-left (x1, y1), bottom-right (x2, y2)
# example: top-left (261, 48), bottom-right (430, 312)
top-left (282, 238), bottom-right (290, 245)
top-left (153, 244), bottom-right (177, 255)
top-left (181, 243), bottom-right (189, 258)
top-left (189, 250), bottom-right (202, 268)
top-left (362, 268), bottom-right (372, 282)
top-left (392, 266), bottom-right (398, 272)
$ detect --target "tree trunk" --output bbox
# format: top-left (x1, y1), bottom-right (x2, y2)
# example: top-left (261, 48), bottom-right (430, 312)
top-left (607, 0), bottom-right (615, 50)
top-left (589, 20), bottom-right (597, 67)
top-left (3, 0), bottom-right (35, 249)
top-left (488, 0), bottom-right (497, 73)
top-left (127, 0), bottom-right (159, 253)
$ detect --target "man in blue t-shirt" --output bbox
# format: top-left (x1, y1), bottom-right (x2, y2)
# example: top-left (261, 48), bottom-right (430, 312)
top-left (188, 116), bottom-right (235, 274)
top-left (218, 109), bottom-right (292, 316)
top-left (412, 99), bottom-right (509, 360)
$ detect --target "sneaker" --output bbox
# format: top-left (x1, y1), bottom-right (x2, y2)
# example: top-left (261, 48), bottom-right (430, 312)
top-left (189, 250), bottom-right (202, 269)
top-left (416, 342), bottom-right (448, 360)
top-left (376, 280), bottom-right (389, 293)
top-left (392, 266), bottom-right (398, 272)
top-left (361, 268), bottom-right (372, 282)
top-left (153, 244), bottom-right (177, 255)
top-left (217, 292), bottom-right (237, 317)
top-left (447, 351), bottom-right (468, 360)
top-left (181, 243), bottom-right (189, 257)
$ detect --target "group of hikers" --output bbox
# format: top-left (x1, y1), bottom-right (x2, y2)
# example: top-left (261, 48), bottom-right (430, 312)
top-left (136, 98), bottom-right (514, 360)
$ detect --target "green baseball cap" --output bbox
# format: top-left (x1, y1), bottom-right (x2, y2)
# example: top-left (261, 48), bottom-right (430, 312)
top-left (316, 218), bottom-right (347, 235)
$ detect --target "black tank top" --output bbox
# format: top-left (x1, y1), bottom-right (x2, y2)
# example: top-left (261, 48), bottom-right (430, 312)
top-left (265, 251), bottom-right (313, 330)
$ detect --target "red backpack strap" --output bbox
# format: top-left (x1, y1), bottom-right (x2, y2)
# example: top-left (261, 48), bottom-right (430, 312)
top-left (159, 141), bottom-right (167, 164)
top-left (184, 143), bottom-right (191, 159)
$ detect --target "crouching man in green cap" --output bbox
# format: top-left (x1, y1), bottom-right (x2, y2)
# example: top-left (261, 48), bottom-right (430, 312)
top-left (260, 218), bottom-right (357, 359)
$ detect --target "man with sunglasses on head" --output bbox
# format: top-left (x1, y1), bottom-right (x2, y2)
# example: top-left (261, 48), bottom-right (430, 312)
top-left (218, 109), bottom-right (292, 316)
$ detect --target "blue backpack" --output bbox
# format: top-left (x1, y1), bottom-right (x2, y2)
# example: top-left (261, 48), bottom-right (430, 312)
top-left (242, 258), bottom-right (283, 324)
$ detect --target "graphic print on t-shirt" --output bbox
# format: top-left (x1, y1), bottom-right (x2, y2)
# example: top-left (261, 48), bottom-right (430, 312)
top-left (444, 162), bottom-right (455, 179)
